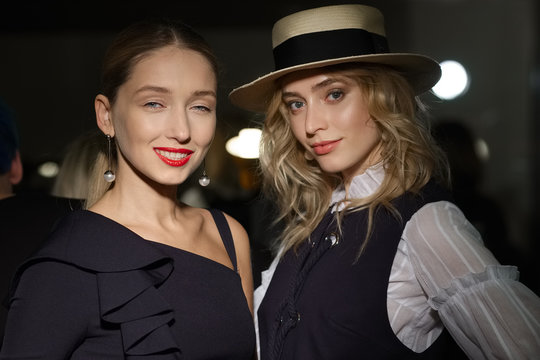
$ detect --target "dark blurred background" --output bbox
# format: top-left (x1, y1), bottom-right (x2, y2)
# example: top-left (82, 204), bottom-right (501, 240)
top-left (1, 0), bottom-right (538, 288)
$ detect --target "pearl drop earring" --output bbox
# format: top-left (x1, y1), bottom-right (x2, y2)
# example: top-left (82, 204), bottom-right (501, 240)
top-left (103, 134), bottom-right (116, 183)
top-left (198, 161), bottom-right (210, 187)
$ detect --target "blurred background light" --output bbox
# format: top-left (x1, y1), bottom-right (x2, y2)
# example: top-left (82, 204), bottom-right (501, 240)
top-left (475, 137), bottom-right (490, 162)
top-left (432, 60), bottom-right (470, 100)
top-left (225, 128), bottom-right (262, 159)
top-left (37, 161), bottom-right (59, 178)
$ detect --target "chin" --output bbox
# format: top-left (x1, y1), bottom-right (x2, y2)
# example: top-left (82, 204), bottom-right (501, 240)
top-left (316, 162), bottom-right (345, 175)
top-left (151, 175), bottom-right (188, 187)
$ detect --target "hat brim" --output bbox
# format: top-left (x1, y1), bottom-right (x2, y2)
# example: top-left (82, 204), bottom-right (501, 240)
top-left (229, 53), bottom-right (441, 113)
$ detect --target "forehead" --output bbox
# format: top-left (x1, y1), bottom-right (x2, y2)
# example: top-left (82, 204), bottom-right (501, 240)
top-left (128, 46), bottom-right (216, 88)
top-left (280, 67), bottom-right (355, 92)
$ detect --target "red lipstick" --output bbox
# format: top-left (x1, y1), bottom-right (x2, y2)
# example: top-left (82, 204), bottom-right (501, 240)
top-left (153, 147), bottom-right (193, 167)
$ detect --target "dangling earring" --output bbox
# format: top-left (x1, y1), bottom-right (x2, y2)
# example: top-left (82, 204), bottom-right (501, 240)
top-left (304, 150), bottom-right (314, 161)
top-left (103, 134), bottom-right (116, 183)
top-left (198, 161), bottom-right (210, 187)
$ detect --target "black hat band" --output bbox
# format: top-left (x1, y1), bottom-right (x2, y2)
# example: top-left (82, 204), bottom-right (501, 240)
top-left (273, 28), bottom-right (389, 71)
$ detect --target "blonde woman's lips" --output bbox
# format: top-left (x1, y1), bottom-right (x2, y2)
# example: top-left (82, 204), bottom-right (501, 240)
top-left (312, 139), bottom-right (341, 155)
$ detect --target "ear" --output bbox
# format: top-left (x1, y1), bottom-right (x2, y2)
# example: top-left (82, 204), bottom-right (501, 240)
top-left (8, 151), bottom-right (23, 186)
top-left (95, 94), bottom-right (115, 137)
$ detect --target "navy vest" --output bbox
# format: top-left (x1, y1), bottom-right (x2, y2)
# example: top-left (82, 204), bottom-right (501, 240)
top-left (258, 181), bottom-right (468, 360)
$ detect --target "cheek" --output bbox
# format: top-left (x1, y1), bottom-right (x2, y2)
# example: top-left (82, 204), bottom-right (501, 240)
top-left (288, 118), bottom-right (305, 142)
top-left (365, 119), bottom-right (381, 139)
top-left (112, 108), bottom-right (147, 139)
top-left (337, 106), bottom-right (370, 131)
top-left (115, 123), bottom-right (143, 150)
top-left (191, 119), bottom-right (216, 146)
top-left (111, 118), bottom-right (130, 146)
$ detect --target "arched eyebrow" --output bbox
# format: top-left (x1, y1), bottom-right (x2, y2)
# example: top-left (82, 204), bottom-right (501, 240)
top-left (193, 90), bottom-right (217, 99)
top-left (312, 78), bottom-right (342, 91)
top-left (134, 85), bottom-right (172, 95)
top-left (134, 86), bottom-right (216, 99)
top-left (282, 77), bottom-right (347, 99)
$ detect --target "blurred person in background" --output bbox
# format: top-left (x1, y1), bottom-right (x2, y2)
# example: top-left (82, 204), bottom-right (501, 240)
top-left (0, 98), bottom-right (22, 200)
top-left (51, 130), bottom-right (103, 201)
top-left (0, 97), bottom-right (78, 347)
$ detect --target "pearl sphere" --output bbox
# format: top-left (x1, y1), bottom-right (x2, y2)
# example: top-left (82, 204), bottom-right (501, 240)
top-left (199, 175), bottom-right (210, 187)
top-left (104, 170), bottom-right (116, 183)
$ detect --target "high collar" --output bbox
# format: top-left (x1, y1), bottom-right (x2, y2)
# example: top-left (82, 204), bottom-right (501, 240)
top-left (330, 163), bottom-right (385, 212)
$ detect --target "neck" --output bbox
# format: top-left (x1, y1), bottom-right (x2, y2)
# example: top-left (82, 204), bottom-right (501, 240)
top-left (89, 174), bottom-right (181, 227)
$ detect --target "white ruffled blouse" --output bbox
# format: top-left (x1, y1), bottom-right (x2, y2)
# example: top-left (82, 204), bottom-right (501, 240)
top-left (255, 164), bottom-right (540, 359)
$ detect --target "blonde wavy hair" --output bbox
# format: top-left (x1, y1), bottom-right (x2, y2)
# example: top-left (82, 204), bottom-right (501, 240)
top-left (258, 63), bottom-right (450, 256)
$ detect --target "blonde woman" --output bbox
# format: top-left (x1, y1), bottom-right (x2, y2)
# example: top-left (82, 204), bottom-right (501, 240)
top-left (230, 4), bottom-right (540, 360)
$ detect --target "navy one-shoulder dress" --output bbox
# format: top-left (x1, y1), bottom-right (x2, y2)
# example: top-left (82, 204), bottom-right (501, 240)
top-left (0, 209), bottom-right (255, 359)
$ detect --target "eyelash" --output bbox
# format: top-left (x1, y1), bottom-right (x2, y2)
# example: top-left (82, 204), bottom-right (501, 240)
top-left (327, 89), bottom-right (344, 101)
top-left (192, 105), bottom-right (212, 112)
top-left (287, 101), bottom-right (304, 112)
top-left (286, 88), bottom-right (345, 113)
top-left (143, 102), bottom-right (213, 113)
top-left (144, 101), bottom-right (163, 109)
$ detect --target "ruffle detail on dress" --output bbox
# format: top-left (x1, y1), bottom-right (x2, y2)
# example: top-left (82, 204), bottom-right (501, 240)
top-left (97, 261), bottom-right (182, 358)
top-left (428, 264), bottom-right (519, 310)
top-left (8, 210), bottom-right (185, 358)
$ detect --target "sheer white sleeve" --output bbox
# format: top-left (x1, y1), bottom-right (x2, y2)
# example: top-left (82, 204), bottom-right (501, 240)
top-left (403, 201), bottom-right (540, 359)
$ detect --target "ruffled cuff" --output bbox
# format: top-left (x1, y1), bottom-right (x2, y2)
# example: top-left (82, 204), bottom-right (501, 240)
top-left (428, 264), bottom-right (519, 310)
top-left (425, 265), bottom-right (540, 359)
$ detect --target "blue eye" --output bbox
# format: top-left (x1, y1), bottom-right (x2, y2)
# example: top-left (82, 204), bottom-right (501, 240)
top-left (145, 102), bottom-right (163, 109)
top-left (288, 101), bottom-right (304, 111)
top-left (191, 105), bottom-right (213, 113)
top-left (328, 90), bottom-right (343, 101)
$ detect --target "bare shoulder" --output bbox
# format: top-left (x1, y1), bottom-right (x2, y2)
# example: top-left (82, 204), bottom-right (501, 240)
top-left (184, 207), bottom-right (249, 247)
top-left (222, 212), bottom-right (249, 241)
top-left (196, 208), bottom-right (253, 310)
top-left (207, 209), bottom-right (250, 254)
top-left (208, 209), bottom-right (249, 248)
top-left (217, 210), bottom-right (254, 310)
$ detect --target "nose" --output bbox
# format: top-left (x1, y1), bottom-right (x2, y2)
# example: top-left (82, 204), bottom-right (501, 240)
top-left (168, 108), bottom-right (191, 143)
top-left (304, 104), bottom-right (327, 135)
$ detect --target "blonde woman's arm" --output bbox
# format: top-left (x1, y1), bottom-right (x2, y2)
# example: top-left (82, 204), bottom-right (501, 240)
top-left (404, 201), bottom-right (540, 360)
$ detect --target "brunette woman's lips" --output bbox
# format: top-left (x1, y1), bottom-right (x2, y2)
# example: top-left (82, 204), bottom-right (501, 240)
top-left (312, 139), bottom-right (341, 155)
top-left (154, 147), bottom-right (193, 167)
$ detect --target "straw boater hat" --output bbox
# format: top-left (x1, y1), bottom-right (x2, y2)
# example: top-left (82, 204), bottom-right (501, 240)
top-left (229, 4), bottom-right (441, 113)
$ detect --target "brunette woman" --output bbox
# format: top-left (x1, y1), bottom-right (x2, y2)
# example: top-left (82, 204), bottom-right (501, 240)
top-left (1, 19), bottom-right (255, 358)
